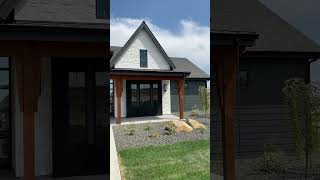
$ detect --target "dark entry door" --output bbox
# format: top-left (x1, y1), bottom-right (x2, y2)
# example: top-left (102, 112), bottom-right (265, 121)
top-left (52, 60), bottom-right (108, 177)
top-left (127, 81), bottom-right (162, 117)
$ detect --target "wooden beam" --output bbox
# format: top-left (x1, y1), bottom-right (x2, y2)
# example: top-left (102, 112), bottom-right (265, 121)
top-left (12, 56), bottom-right (42, 180)
top-left (110, 74), bottom-right (185, 81)
top-left (212, 47), bottom-right (239, 180)
top-left (0, 40), bottom-right (108, 57)
top-left (178, 79), bottom-right (185, 119)
top-left (115, 78), bottom-right (123, 124)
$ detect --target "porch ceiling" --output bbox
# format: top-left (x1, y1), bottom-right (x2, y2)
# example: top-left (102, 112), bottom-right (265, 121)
top-left (110, 69), bottom-right (190, 80)
top-left (0, 20), bottom-right (108, 57)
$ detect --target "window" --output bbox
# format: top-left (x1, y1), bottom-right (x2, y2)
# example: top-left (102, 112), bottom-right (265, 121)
top-left (96, 0), bottom-right (108, 19)
top-left (239, 70), bottom-right (249, 88)
top-left (140, 49), bottom-right (148, 68)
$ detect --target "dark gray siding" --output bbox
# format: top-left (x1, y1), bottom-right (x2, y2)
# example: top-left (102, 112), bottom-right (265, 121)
top-left (212, 58), bottom-right (308, 158)
top-left (171, 80), bottom-right (207, 112)
top-left (237, 59), bottom-right (306, 106)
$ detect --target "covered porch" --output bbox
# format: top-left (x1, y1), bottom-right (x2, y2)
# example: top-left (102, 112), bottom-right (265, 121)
top-left (0, 22), bottom-right (108, 180)
top-left (110, 69), bottom-right (190, 124)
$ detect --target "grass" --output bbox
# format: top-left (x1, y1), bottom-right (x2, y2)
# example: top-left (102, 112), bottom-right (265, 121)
top-left (119, 139), bottom-right (210, 180)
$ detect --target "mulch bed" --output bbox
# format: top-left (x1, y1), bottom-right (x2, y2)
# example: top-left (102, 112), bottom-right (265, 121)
top-left (112, 114), bottom-right (210, 151)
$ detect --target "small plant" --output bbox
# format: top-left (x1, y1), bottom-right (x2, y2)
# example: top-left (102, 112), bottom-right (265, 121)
top-left (125, 123), bottom-right (136, 136)
top-left (255, 145), bottom-right (288, 175)
top-left (165, 121), bottom-right (176, 135)
top-left (199, 127), bottom-right (207, 133)
top-left (198, 86), bottom-right (210, 120)
top-left (149, 131), bottom-right (161, 138)
top-left (144, 125), bottom-right (152, 132)
top-left (191, 105), bottom-right (200, 117)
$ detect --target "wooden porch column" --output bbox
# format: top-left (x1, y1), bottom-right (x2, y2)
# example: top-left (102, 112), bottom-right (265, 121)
top-left (213, 47), bottom-right (239, 180)
top-left (115, 78), bottom-right (123, 124)
top-left (13, 56), bottom-right (41, 180)
top-left (178, 79), bottom-right (185, 119)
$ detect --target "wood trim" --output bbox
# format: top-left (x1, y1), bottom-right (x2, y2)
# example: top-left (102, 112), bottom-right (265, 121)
top-left (110, 74), bottom-right (185, 81)
top-left (178, 79), bottom-right (185, 119)
top-left (115, 78), bottom-right (123, 124)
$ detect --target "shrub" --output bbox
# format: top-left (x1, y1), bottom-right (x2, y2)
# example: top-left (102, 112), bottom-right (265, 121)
top-left (125, 123), bottom-right (136, 136)
top-left (165, 121), bottom-right (176, 135)
top-left (191, 105), bottom-right (200, 117)
top-left (144, 125), bottom-right (152, 132)
top-left (149, 131), bottom-right (161, 138)
top-left (199, 127), bottom-right (207, 133)
top-left (255, 146), bottom-right (288, 175)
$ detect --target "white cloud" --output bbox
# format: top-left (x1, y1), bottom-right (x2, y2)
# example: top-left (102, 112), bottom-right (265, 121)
top-left (110, 17), bottom-right (210, 75)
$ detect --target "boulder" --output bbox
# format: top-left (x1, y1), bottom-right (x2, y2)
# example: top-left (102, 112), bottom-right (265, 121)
top-left (187, 119), bottom-right (206, 129)
top-left (171, 120), bottom-right (193, 132)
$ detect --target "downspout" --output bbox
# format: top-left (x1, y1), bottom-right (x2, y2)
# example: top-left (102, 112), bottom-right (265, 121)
top-left (304, 57), bottom-right (319, 180)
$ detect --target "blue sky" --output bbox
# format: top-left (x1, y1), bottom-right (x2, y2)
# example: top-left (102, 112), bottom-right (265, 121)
top-left (111, 0), bottom-right (210, 32)
top-left (110, 0), bottom-right (210, 75)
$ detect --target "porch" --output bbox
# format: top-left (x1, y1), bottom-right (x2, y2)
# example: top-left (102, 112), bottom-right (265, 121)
top-left (110, 70), bottom-right (190, 124)
top-left (110, 114), bottom-right (179, 125)
top-left (0, 22), bottom-right (108, 179)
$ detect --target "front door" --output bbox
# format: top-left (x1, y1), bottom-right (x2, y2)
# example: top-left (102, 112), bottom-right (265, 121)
top-left (52, 59), bottom-right (108, 177)
top-left (126, 81), bottom-right (162, 117)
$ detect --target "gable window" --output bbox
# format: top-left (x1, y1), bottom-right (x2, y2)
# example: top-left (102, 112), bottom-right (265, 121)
top-left (140, 49), bottom-right (148, 68)
top-left (239, 70), bottom-right (249, 88)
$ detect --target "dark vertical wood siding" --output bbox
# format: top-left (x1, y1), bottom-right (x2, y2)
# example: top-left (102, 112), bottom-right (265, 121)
top-left (171, 80), bottom-right (207, 112)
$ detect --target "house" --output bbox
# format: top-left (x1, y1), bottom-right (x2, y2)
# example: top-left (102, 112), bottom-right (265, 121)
top-left (0, 0), bottom-right (108, 179)
top-left (110, 21), bottom-right (209, 123)
top-left (212, 0), bottom-right (320, 157)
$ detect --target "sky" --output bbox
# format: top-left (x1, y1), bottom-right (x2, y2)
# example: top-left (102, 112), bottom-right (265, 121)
top-left (110, 0), bottom-right (210, 75)
top-left (257, 0), bottom-right (320, 82)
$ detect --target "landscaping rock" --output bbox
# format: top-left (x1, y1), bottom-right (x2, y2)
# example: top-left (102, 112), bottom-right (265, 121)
top-left (187, 119), bottom-right (206, 129)
top-left (172, 120), bottom-right (193, 132)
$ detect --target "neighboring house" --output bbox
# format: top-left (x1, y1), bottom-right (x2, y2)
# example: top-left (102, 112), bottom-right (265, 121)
top-left (0, 0), bottom-right (108, 179)
top-left (212, 0), bottom-right (320, 157)
top-left (110, 21), bottom-right (209, 122)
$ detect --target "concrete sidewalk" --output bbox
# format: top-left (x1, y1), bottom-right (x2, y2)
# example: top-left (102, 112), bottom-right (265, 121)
top-left (110, 126), bottom-right (122, 180)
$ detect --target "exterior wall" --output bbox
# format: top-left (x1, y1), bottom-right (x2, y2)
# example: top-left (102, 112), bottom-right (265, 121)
top-left (171, 80), bottom-right (207, 112)
top-left (237, 59), bottom-right (306, 106)
top-left (162, 80), bottom-right (171, 115)
top-left (114, 80), bottom-right (126, 118)
top-left (12, 58), bottom-right (53, 177)
top-left (212, 58), bottom-right (308, 158)
top-left (114, 30), bottom-right (170, 70)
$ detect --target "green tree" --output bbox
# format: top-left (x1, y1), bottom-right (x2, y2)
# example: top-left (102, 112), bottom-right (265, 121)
top-left (283, 79), bottom-right (320, 167)
top-left (198, 86), bottom-right (210, 120)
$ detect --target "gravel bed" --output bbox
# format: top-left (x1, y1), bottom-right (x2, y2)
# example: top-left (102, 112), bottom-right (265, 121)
top-left (113, 115), bottom-right (210, 151)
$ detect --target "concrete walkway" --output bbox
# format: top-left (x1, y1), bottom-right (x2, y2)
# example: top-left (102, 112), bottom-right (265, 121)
top-left (110, 125), bottom-right (122, 180)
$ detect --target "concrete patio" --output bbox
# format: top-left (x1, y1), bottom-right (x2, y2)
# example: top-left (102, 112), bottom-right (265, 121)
top-left (110, 114), bottom-right (180, 125)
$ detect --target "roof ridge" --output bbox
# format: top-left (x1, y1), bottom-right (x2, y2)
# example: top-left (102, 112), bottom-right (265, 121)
top-left (256, 0), bottom-right (320, 48)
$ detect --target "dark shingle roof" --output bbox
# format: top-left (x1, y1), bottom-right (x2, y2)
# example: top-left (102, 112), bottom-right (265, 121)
top-left (212, 0), bottom-right (320, 52)
top-left (15, 0), bottom-right (107, 24)
top-left (111, 46), bottom-right (209, 80)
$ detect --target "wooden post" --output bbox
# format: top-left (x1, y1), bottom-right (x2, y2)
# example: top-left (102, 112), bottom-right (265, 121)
top-left (178, 79), bottom-right (185, 119)
top-left (12, 56), bottom-right (41, 180)
top-left (115, 78), bottom-right (123, 124)
top-left (212, 47), bottom-right (239, 180)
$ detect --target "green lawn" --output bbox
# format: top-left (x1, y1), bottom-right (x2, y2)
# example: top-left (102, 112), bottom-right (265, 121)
top-left (119, 140), bottom-right (210, 180)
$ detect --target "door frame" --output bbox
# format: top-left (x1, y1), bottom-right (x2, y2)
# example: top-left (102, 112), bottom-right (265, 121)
top-left (126, 80), bottom-right (162, 118)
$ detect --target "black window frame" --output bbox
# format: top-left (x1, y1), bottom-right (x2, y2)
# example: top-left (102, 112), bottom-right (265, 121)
top-left (140, 49), bottom-right (148, 68)
top-left (239, 70), bottom-right (249, 88)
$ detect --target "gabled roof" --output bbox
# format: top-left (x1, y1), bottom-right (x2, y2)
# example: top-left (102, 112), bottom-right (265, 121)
top-left (110, 21), bottom-right (176, 70)
top-left (111, 46), bottom-right (209, 80)
top-left (14, 0), bottom-right (107, 24)
top-left (212, 0), bottom-right (320, 52)
top-left (0, 0), bottom-right (21, 21)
